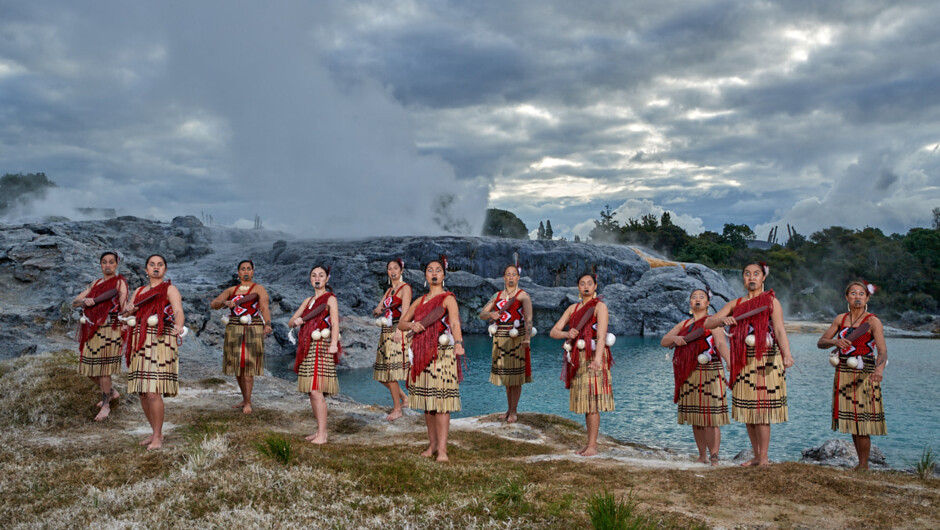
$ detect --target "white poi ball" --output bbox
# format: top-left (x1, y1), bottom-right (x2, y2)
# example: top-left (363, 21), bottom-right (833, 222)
top-left (375, 317), bottom-right (385, 327)
top-left (509, 328), bottom-right (519, 338)
top-left (239, 315), bottom-right (251, 325)
top-left (744, 334), bottom-right (756, 347)
top-left (385, 316), bottom-right (393, 327)
top-left (846, 356), bottom-right (859, 369)
top-left (126, 316), bottom-right (136, 327)
top-left (147, 315), bottom-right (159, 327)
top-left (856, 356), bottom-right (865, 369)
top-left (576, 339), bottom-right (586, 350)
top-left (221, 315), bottom-right (230, 325)
top-left (765, 335), bottom-right (773, 348)
top-left (180, 326), bottom-right (189, 338)
top-left (829, 354), bottom-right (840, 367)
top-left (697, 352), bottom-right (712, 365)
top-left (439, 333), bottom-right (451, 346)
top-left (79, 316), bottom-right (88, 325)
top-left (606, 333), bottom-right (616, 347)
top-left (311, 329), bottom-right (322, 341)
top-left (563, 341), bottom-right (573, 352)
top-left (529, 327), bottom-right (537, 337)
top-left (488, 323), bottom-right (498, 336)
top-left (407, 347), bottom-right (414, 364)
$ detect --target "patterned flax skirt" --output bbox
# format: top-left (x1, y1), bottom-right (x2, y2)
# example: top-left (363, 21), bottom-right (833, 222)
top-left (373, 323), bottom-right (410, 382)
top-left (832, 354), bottom-right (886, 435)
top-left (297, 338), bottom-right (339, 395)
top-left (128, 328), bottom-right (179, 397)
top-left (731, 345), bottom-right (788, 424)
top-left (677, 357), bottom-right (729, 426)
top-left (408, 345), bottom-right (461, 413)
top-left (569, 346), bottom-right (615, 414)
top-left (489, 325), bottom-right (532, 387)
top-left (222, 317), bottom-right (265, 377)
top-left (78, 321), bottom-right (123, 377)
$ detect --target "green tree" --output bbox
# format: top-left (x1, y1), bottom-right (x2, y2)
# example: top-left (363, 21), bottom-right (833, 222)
top-left (720, 223), bottom-right (756, 249)
top-left (481, 208), bottom-right (529, 239)
top-left (537, 221), bottom-right (545, 240)
top-left (544, 220), bottom-right (554, 240)
top-left (0, 172), bottom-right (57, 214)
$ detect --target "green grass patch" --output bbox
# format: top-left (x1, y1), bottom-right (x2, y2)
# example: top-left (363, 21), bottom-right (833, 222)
top-left (253, 432), bottom-right (294, 466)
top-left (910, 447), bottom-right (937, 480)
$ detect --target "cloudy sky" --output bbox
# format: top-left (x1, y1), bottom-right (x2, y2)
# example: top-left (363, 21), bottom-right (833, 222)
top-left (1, 1), bottom-right (938, 240)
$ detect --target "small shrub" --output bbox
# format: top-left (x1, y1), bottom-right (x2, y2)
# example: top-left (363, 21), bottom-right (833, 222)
top-left (254, 432), bottom-right (294, 466)
top-left (490, 478), bottom-right (527, 507)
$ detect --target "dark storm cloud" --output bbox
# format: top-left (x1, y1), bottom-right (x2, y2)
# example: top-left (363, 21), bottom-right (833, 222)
top-left (2, 0), bottom-right (937, 238)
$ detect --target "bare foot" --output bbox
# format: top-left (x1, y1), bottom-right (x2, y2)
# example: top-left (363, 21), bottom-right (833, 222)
top-left (387, 409), bottom-right (403, 421)
top-left (232, 401), bottom-right (247, 409)
top-left (710, 454), bottom-right (720, 467)
top-left (139, 435), bottom-right (153, 446)
top-left (436, 453), bottom-right (449, 463)
top-left (308, 434), bottom-right (328, 445)
top-left (498, 412), bottom-right (509, 421)
top-left (242, 403), bottom-right (252, 414)
top-left (575, 445), bottom-right (587, 455)
top-left (97, 390), bottom-right (120, 407)
top-left (506, 413), bottom-right (518, 423)
top-left (756, 459), bottom-right (770, 466)
top-left (740, 457), bottom-right (760, 467)
top-left (696, 456), bottom-right (709, 464)
top-left (580, 447), bottom-right (599, 457)
top-left (304, 433), bottom-right (318, 441)
top-left (420, 446), bottom-right (437, 458)
top-left (94, 404), bottom-right (111, 422)
top-left (147, 437), bottom-right (163, 450)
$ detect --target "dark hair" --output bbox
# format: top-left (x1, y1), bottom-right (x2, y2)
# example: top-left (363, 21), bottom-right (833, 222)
top-left (145, 254), bottom-right (167, 268)
top-left (577, 272), bottom-right (597, 285)
top-left (387, 258), bottom-right (404, 271)
top-left (237, 260), bottom-right (254, 270)
top-left (690, 288), bottom-right (710, 300)
top-left (99, 251), bottom-right (119, 263)
top-left (844, 281), bottom-right (873, 297)
top-left (742, 261), bottom-right (769, 276)
top-left (310, 264), bottom-right (333, 291)
top-left (424, 260), bottom-right (446, 276)
top-left (503, 264), bottom-right (520, 275)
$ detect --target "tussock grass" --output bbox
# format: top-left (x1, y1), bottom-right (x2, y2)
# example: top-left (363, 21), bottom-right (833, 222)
top-left (588, 490), bottom-right (652, 530)
top-left (253, 432), bottom-right (294, 466)
top-left (911, 447), bottom-right (938, 480)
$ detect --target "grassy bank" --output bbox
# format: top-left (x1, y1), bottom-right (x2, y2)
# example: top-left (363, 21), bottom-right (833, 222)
top-left (1, 351), bottom-right (937, 528)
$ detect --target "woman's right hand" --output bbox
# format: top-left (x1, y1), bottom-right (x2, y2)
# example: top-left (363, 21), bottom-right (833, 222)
top-left (833, 338), bottom-right (852, 350)
top-left (567, 328), bottom-right (579, 340)
top-left (720, 316), bottom-right (737, 327)
top-left (411, 321), bottom-right (425, 333)
top-left (672, 336), bottom-right (687, 347)
top-left (290, 317), bottom-right (303, 328)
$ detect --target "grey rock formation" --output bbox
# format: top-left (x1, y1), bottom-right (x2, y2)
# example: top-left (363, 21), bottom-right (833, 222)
top-left (800, 439), bottom-right (888, 468)
top-left (1, 217), bottom-right (733, 370)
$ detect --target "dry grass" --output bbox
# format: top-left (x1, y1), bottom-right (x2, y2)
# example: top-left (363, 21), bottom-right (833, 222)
top-left (1, 351), bottom-right (938, 529)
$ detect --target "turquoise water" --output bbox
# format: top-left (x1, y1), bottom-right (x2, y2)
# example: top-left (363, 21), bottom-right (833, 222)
top-left (268, 334), bottom-right (939, 465)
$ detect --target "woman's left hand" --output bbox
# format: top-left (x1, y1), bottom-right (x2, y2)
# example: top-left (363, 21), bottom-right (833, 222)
top-left (263, 324), bottom-right (273, 335)
top-left (173, 323), bottom-right (185, 337)
top-left (783, 355), bottom-right (795, 368)
top-left (455, 343), bottom-right (465, 356)
top-left (329, 344), bottom-right (339, 354)
top-left (871, 369), bottom-right (884, 383)
top-left (588, 356), bottom-right (603, 371)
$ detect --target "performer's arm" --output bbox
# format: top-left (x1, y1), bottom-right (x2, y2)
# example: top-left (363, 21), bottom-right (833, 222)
top-left (704, 300), bottom-right (736, 329)
top-left (210, 287), bottom-right (235, 310)
top-left (444, 294), bottom-right (464, 356)
top-left (257, 285), bottom-right (273, 335)
top-left (478, 292), bottom-right (498, 320)
top-left (590, 303), bottom-right (609, 370)
top-left (816, 317), bottom-right (851, 349)
top-left (327, 296), bottom-right (339, 354)
top-left (399, 285), bottom-right (413, 317)
top-left (123, 287), bottom-right (143, 314)
top-left (117, 279), bottom-right (129, 309)
top-left (549, 305), bottom-right (575, 340)
top-left (72, 281), bottom-right (95, 307)
top-left (288, 297), bottom-right (310, 328)
top-left (398, 298), bottom-right (419, 332)
top-left (167, 285), bottom-right (185, 336)
top-left (771, 298), bottom-right (794, 367)
top-left (869, 316), bottom-right (888, 382)
top-left (660, 321), bottom-right (686, 348)
top-left (520, 291), bottom-right (533, 344)
top-left (372, 288), bottom-right (390, 316)
top-left (712, 327), bottom-right (731, 367)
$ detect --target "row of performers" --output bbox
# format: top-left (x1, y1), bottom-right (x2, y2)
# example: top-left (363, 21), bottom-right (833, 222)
top-left (73, 254), bottom-right (887, 468)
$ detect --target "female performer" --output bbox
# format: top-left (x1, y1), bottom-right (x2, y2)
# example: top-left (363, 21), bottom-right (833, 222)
top-left (549, 273), bottom-right (614, 457)
top-left (705, 262), bottom-right (794, 466)
top-left (288, 265), bottom-right (341, 444)
top-left (210, 260), bottom-right (272, 414)
top-left (398, 257), bottom-right (465, 462)
top-left (479, 263), bottom-right (532, 423)
top-left (72, 251), bottom-right (128, 421)
top-left (661, 288), bottom-right (730, 465)
top-left (817, 281), bottom-right (887, 470)
top-left (371, 258), bottom-right (412, 421)
top-left (123, 254), bottom-right (185, 450)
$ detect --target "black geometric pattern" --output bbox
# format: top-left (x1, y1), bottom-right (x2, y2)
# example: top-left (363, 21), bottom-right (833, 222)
top-left (489, 324), bottom-right (532, 386)
top-left (731, 345), bottom-right (788, 424)
top-left (78, 324), bottom-right (123, 376)
top-left (832, 355), bottom-right (886, 435)
top-left (677, 358), bottom-right (729, 426)
top-left (373, 321), bottom-right (410, 382)
top-left (127, 328), bottom-right (179, 397)
top-left (408, 344), bottom-right (461, 413)
top-left (297, 338), bottom-right (339, 395)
